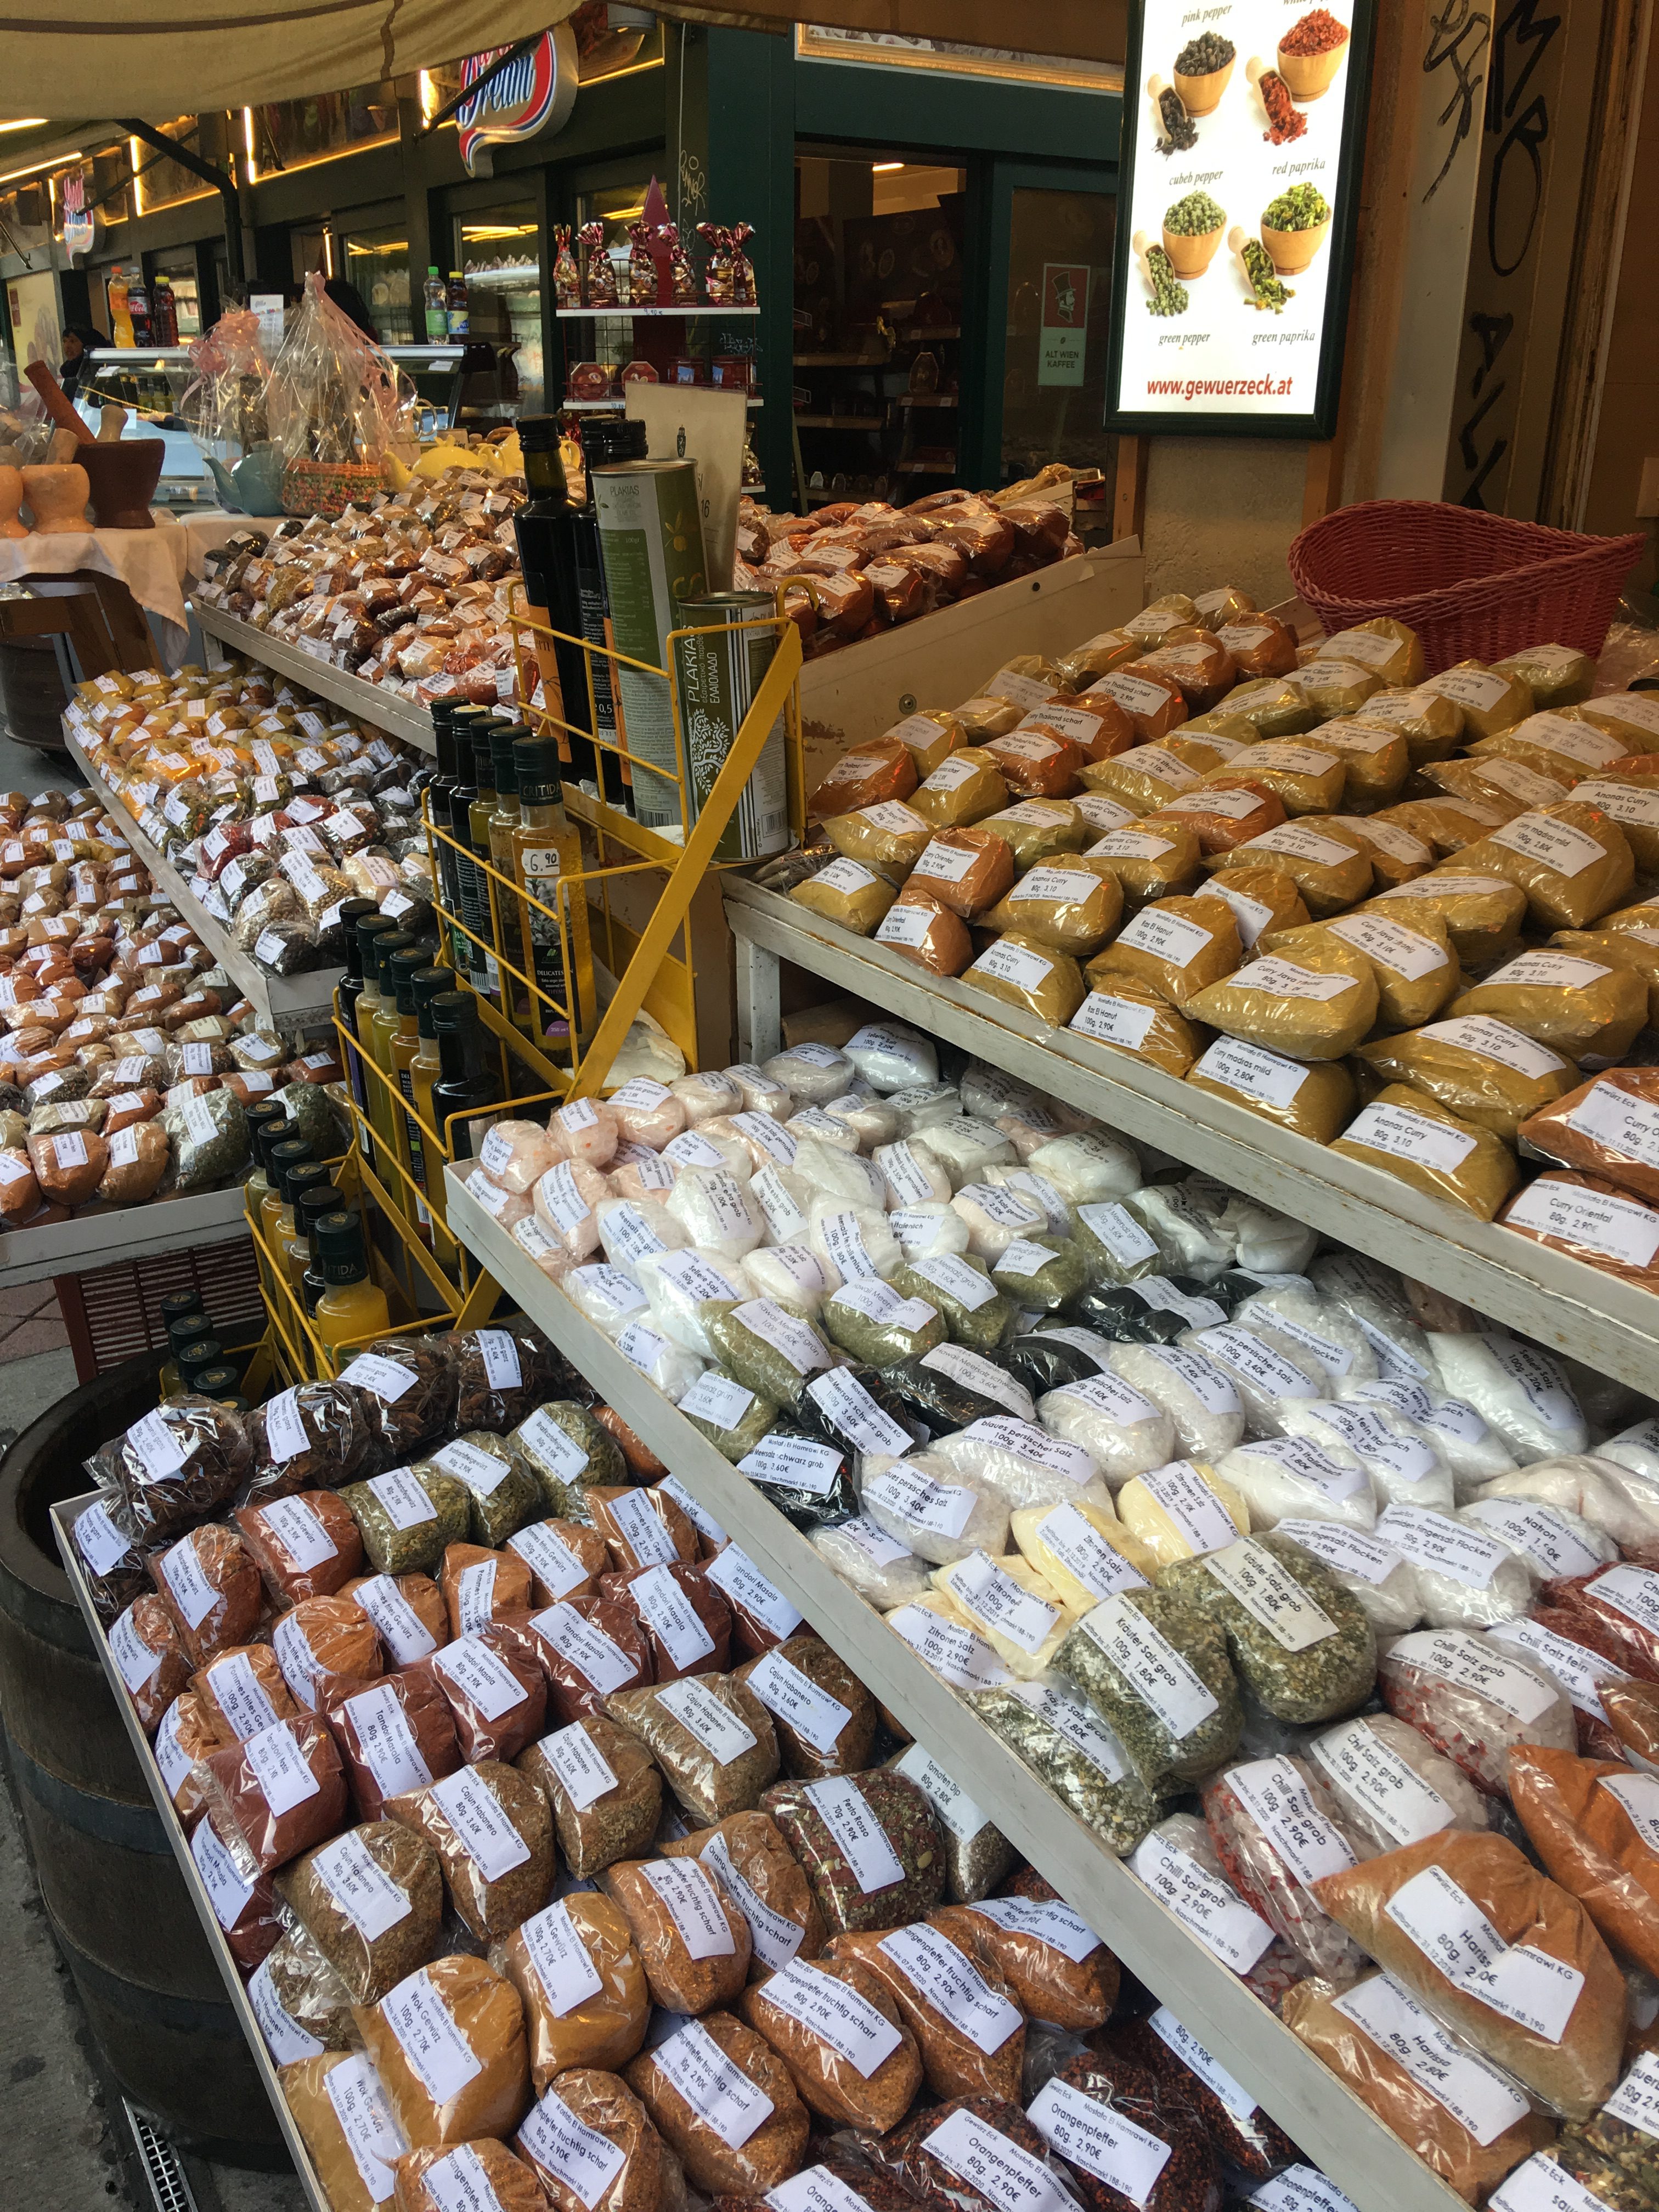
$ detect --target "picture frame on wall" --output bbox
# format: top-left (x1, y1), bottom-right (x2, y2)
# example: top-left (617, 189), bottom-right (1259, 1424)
top-left (1104, 0), bottom-right (1375, 439)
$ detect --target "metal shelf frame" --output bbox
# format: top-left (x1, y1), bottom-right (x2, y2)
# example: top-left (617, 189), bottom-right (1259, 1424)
top-left (50, 1496), bottom-right (334, 2212)
top-left (724, 878), bottom-right (1659, 1395)
top-left (193, 603), bottom-right (436, 753)
top-left (443, 1165), bottom-right (1467, 2212)
top-left (64, 730), bottom-right (342, 1031)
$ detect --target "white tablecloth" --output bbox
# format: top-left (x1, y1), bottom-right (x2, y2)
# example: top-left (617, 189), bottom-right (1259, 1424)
top-left (0, 507), bottom-right (246, 665)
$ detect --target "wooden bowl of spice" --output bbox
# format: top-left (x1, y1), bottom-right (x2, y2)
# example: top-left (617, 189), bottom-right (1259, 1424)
top-left (1278, 8), bottom-right (1351, 100)
top-left (1172, 30), bottom-right (1236, 115)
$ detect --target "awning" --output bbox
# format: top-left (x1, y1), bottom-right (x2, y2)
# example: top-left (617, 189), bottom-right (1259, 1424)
top-left (5, 1), bottom-right (1122, 121)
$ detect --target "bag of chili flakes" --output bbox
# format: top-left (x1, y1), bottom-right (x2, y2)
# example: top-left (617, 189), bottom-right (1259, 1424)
top-left (763, 1770), bottom-right (946, 1936)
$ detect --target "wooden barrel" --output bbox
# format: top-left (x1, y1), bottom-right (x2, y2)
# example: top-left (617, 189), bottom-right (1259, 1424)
top-left (0, 633), bottom-right (73, 755)
top-left (0, 1355), bottom-right (287, 2165)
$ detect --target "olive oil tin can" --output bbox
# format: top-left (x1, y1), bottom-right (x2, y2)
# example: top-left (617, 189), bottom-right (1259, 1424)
top-left (672, 589), bottom-right (791, 862)
top-left (589, 458), bottom-right (707, 829)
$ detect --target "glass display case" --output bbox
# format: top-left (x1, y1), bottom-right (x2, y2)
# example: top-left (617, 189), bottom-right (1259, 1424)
top-left (343, 225), bottom-right (415, 345)
top-left (74, 349), bottom-right (215, 505)
top-left (456, 208), bottom-right (543, 417)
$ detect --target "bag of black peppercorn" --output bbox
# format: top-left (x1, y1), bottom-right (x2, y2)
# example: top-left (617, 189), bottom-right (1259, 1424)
top-left (89, 1393), bottom-right (253, 1545)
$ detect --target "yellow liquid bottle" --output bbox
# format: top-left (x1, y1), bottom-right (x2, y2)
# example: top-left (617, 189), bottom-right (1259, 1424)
top-left (489, 723), bottom-right (536, 1038)
top-left (261, 1138), bottom-right (312, 1257)
top-left (386, 948), bottom-right (432, 1240)
top-left (409, 966), bottom-right (452, 1237)
top-left (350, 918), bottom-right (396, 1164)
top-left (276, 1160), bottom-right (331, 1273)
top-left (365, 929), bottom-right (416, 1177)
top-left (510, 735), bottom-right (594, 1066)
top-left (314, 1209), bottom-right (391, 1355)
top-left (287, 1182), bottom-right (338, 1297)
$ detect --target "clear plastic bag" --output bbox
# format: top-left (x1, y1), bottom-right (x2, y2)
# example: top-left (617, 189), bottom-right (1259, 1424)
top-left (1107, 1341), bottom-right (1245, 1461)
top-left (1217, 1434), bottom-right (1378, 1532)
top-left (1126, 1186), bottom-right (1235, 1283)
top-left (1370, 1502), bottom-right (1540, 1629)
top-left (929, 1414), bottom-right (1108, 1511)
top-left (1273, 1519), bottom-right (1424, 1632)
top-left (636, 1246), bottom-right (748, 1359)
top-left (791, 1138), bottom-right (885, 1211)
top-left (1308, 1709), bottom-right (1489, 1850)
top-left (1117, 1460), bottom-right (1250, 1568)
top-left (809, 1199), bottom-right (902, 1289)
top-left (1378, 1626), bottom-right (1576, 1795)
top-left (1232, 1286), bottom-right (1379, 1391)
top-left (1279, 1398), bottom-right (1455, 1511)
top-left (1509, 1742), bottom-right (1659, 1980)
top-left (1429, 1332), bottom-right (1589, 1463)
top-left (811, 1514), bottom-right (933, 1606)
top-left (1037, 1375), bottom-right (1175, 1487)
top-left (1161, 1533), bottom-right (1377, 1725)
top-left (1201, 1753), bottom-right (1375, 1977)
top-left (861, 1453), bottom-right (1012, 1566)
top-left (666, 1167), bottom-right (765, 1261)
top-left (265, 273), bottom-right (409, 490)
top-left (1053, 1586), bottom-right (1241, 1789)
top-left (844, 1022), bottom-right (938, 1092)
top-left (1177, 1323), bottom-right (1327, 1437)
top-left (1339, 1378), bottom-right (1517, 1496)
top-left (930, 1550), bottom-right (1086, 1678)
top-left (1026, 1132), bottom-right (1141, 1204)
top-left (1128, 1812), bottom-right (1300, 2001)
top-left (1308, 1254), bottom-right (1442, 1389)
top-left (1473, 1455), bottom-right (1659, 1553)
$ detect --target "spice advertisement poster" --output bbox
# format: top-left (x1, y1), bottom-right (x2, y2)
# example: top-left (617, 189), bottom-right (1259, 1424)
top-left (1105, 2), bottom-right (1375, 438)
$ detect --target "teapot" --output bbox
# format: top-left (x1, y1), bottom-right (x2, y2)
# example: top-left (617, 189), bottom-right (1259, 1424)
top-left (206, 441), bottom-right (285, 515)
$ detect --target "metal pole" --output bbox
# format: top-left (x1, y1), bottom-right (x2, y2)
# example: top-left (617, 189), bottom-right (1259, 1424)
top-left (119, 118), bottom-right (245, 295)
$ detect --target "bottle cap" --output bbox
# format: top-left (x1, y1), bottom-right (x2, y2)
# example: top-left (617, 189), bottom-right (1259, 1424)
top-left (315, 1210), bottom-right (369, 1283)
top-left (284, 1158), bottom-right (330, 1207)
top-left (390, 946), bottom-right (427, 1014)
top-left (581, 415), bottom-right (648, 467)
top-left (357, 913), bottom-right (399, 970)
top-left (430, 989), bottom-right (478, 1034)
top-left (374, 930), bottom-right (416, 991)
top-left (194, 1371), bottom-right (242, 1404)
top-left (159, 1290), bottom-right (203, 1328)
top-left (267, 1139), bottom-right (312, 1194)
top-left (166, 1312), bottom-right (208, 1353)
top-left (256, 1118), bottom-right (296, 1173)
top-left (517, 414), bottom-right (561, 453)
top-left (297, 1184), bottom-right (341, 1238)
top-left (513, 737), bottom-right (563, 800)
top-left (177, 1338), bottom-right (223, 1384)
top-left (413, 968), bottom-right (453, 1035)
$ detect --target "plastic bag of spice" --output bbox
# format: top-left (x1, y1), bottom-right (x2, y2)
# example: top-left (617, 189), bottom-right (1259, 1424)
top-left (394, 2142), bottom-right (550, 2212)
top-left (443, 1321), bottom-right (568, 1434)
top-left (240, 1383), bottom-right (376, 1513)
top-left (253, 1923), bottom-right (359, 2059)
top-left (517, 1714), bottom-right (661, 1879)
top-left (509, 1404), bottom-right (627, 1517)
top-left (603, 1674), bottom-right (779, 1825)
top-left (273, 1595), bottom-right (384, 1713)
top-left (937, 1894), bottom-right (1117, 2029)
top-left (193, 1645), bottom-right (297, 1744)
top-left (520, 1598), bottom-right (652, 1723)
top-left (491, 1891), bottom-right (648, 2093)
top-left (1108, 2010), bottom-right (1298, 2182)
top-left (108, 1593), bottom-right (193, 1734)
top-left (1160, 1534), bottom-right (1377, 1724)
top-left (514, 2066), bottom-right (664, 2212)
top-left (326, 1672), bottom-right (461, 1824)
top-left (440, 1541), bottom-right (532, 1638)
top-left (276, 1821), bottom-right (444, 2005)
top-left (586, 1484), bottom-right (699, 1572)
top-left (972, 1680), bottom-right (1159, 1857)
top-left (822, 1925), bottom-right (1023, 2102)
top-left (203, 1712), bottom-right (349, 1875)
top-left (341, 1573), bottom-right (448, 1672)
top-left (190, 1804), bottom-right (283, 1970)
top-left (1313, 1830), bottom-right (1628, 2119)
top-left (878, 1743), bottom-right (1014, 1903)
top-left (425, 1628), bottom-right (546, 1764)
top-left (68, 1497), bottom-right (147, 1624)
top-left (1051, 1586), bottom-right (1240, 1791)
top-left (1508, 1745), bottom-right (1659, 1977)
top-left (420, 1435), bottom-right (541, 1552)
top-left (734, 1635), bottom-right (876, 1779)
top-left (1130, 1811), bottom-right (1302, 2000)
top-left (505, 1517), bottom-right (610, 1608)
top-left (354, 1952), bottom-right (531, 2148)
top-left (280, 2051), bottom-right (409, 2212)
top-left (1282, 1972), bottom-right (1552, 2202)
top-left (235, 1489), bottom-right (364, 1603)
top-left (1307, 1711), bottom-right (1489, 1855)
top-left (387, 1760), bottom-right (552, 1943)
top-left (89, 1393), bottom-right (251, 1545)
top-left (603, 1562), bottom-right (731, 1681)
top-left (341, 1466), bottom-right (471, 1581)
top-left (861, 2091), bottom-right (1059, 2212)
top-left (1200, 1753), bottom-right (1374, 1979)
top-left (336, 1339), bottom-right (457, 1464)
top-left (1378, 1627), bottom-right (1577, 1796)
top-left (154, 1689), bottom-right (219, 1825)
top-left (763, 1770), bottom-right (946, 1937)
top-left (150, 1522), bottom-right (262, 1666)
top-left (740, 1951), bottom-right (923, 2131)
top-left (627, 2012), bottom-right (806, 2198)
top-left (605, 1855), bottom-right (751, 2012)
top-left (1569, 2049), bottom-right (1659, 2200)
top-left (1600, 1680), bottom-right (1659, 1769)
top-left (1024, 2046), bottom-right (1221, 2212)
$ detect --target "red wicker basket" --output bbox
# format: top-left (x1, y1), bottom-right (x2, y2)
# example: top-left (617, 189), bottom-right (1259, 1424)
top-left (1287, 500), bottom-right (1644, 669)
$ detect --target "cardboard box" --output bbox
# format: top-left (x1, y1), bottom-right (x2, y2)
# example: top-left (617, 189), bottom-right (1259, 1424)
top-left (798, 538), bottom-right (1146, 787)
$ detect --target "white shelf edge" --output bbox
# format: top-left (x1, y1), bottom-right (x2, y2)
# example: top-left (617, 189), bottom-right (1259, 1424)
top-left (0, 1182), bottom-right (249, 1290)
top-left (554, 305), bottom-right (761, 319)
top-left (723, 877), bottom-right (1659, 1396)
top-left (65, 730), bottom-right (342, 1032)
top-left (191, 603), bottom-right (437, 755)
top-left (49, 1495), bottom-right (335, 2212)
top-left (444, 1165), bottom-right (1471, 2212)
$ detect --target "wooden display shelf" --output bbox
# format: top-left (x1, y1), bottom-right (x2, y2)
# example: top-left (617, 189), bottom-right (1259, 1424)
top-left (193, 603), bottom-right (435, 753)
top-left (0, 1184), bottom-right (249, 1290)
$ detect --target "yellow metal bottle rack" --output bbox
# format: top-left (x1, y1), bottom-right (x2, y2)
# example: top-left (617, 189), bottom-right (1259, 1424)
top-left (259, 590), bottom-right (805, 1370)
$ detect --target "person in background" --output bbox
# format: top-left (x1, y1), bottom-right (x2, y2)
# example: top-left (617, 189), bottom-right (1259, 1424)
top-left (324, 277), bottom-right (380, 345)
top-left (57, 325), bottom-right (105, 404)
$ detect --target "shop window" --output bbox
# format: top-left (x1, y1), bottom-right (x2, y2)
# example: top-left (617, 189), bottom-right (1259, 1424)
top-left (456, 207), bottom-right (543, 416)
top-left (1000, 183), bottom-right (1115, 489)
top-left (244, 87), bottom-right (398, 180)
top-left (793, 151), bottom-right (965, 509)
top-left (343, 225), bottom-right (414, 345)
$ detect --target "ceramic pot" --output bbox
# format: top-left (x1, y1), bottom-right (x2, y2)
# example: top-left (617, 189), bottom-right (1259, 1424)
top-left (0, 464), bottom-right (26, 540)
top-left (230, 444), bottom-right (286, 516)
top-left (80, 439), bottom-right (164, 530)
top-left (20, 464), bottom-right (89, 535)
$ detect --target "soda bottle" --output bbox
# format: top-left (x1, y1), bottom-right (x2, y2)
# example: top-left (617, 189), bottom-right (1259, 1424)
top-left (424, 265), bottom-right (448, 340)
top-left (447, 272), bottom-right (469, 336)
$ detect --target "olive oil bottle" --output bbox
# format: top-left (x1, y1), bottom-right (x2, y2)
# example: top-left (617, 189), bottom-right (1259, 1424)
top-left (510, 735), bottom-right (592, 1067)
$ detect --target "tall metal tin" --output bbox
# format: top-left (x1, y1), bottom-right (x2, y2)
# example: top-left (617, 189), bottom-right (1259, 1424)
top-left (672, 591), bottom-right (792, 861)
top-left (588, 457), bottom-right (706, 829)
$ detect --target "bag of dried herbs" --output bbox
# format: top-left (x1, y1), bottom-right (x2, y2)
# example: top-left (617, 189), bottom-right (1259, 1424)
top-left (1160, 1532), bottom-right (1376, 1723)
top-left (161, 1086), bottom-right (250, 1190)
top-left (508, 1401), bottom-right (625, 1516)
top-left (604, 1673), bottom-right (780, 1826)
top-left (252, 1924), bottom-right (357, 2057)
top-left (890, 1255), bottom-right (1017, 1353)
top-left (763, 1769), bottom-right (945, 1936)
top-left (679, 1369), bottom-right (782, 1463)
top-left (336, 1337), bottom-right (456, 1464)
top-left (879, 1347), bottom-right (1036, 1436)
top-left (1051, 1585), bottom-right (1242, 1790)
top-left (516, 1714), bottom-right (662, 1879)
top-left (972, 1680), bottom-right (1161, 1856)
top-left (442, 1318), bottom-right (572, 1434)
top-left (793, 1362), bottom-right (922, 1461)
top-left (89, 1393), bottom-right (252, 1545)
top-left (885, 1743), bottom-right (1015, 1903)
top-left (706, 1299), bottom-right (835, 1412)
top-left (238, 1383), bottom-right (377, 1515)
top-left (386, 1758), bottom-right (554, 1943)
top-left (418, 1432), bottom-right (541, 1549)
top-left (490, 1892), bottom-right (650, 2092)
top-left (736, 1634), bottom-right (876, 1779)
top-left (340, 1463), bottom-right (470, 1578)
top-left (275, 1820), bottom-right (443, 2004)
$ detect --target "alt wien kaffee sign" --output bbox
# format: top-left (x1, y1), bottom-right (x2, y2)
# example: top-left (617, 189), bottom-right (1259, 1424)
top-left (456, 22), bottom-right (579, 176)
